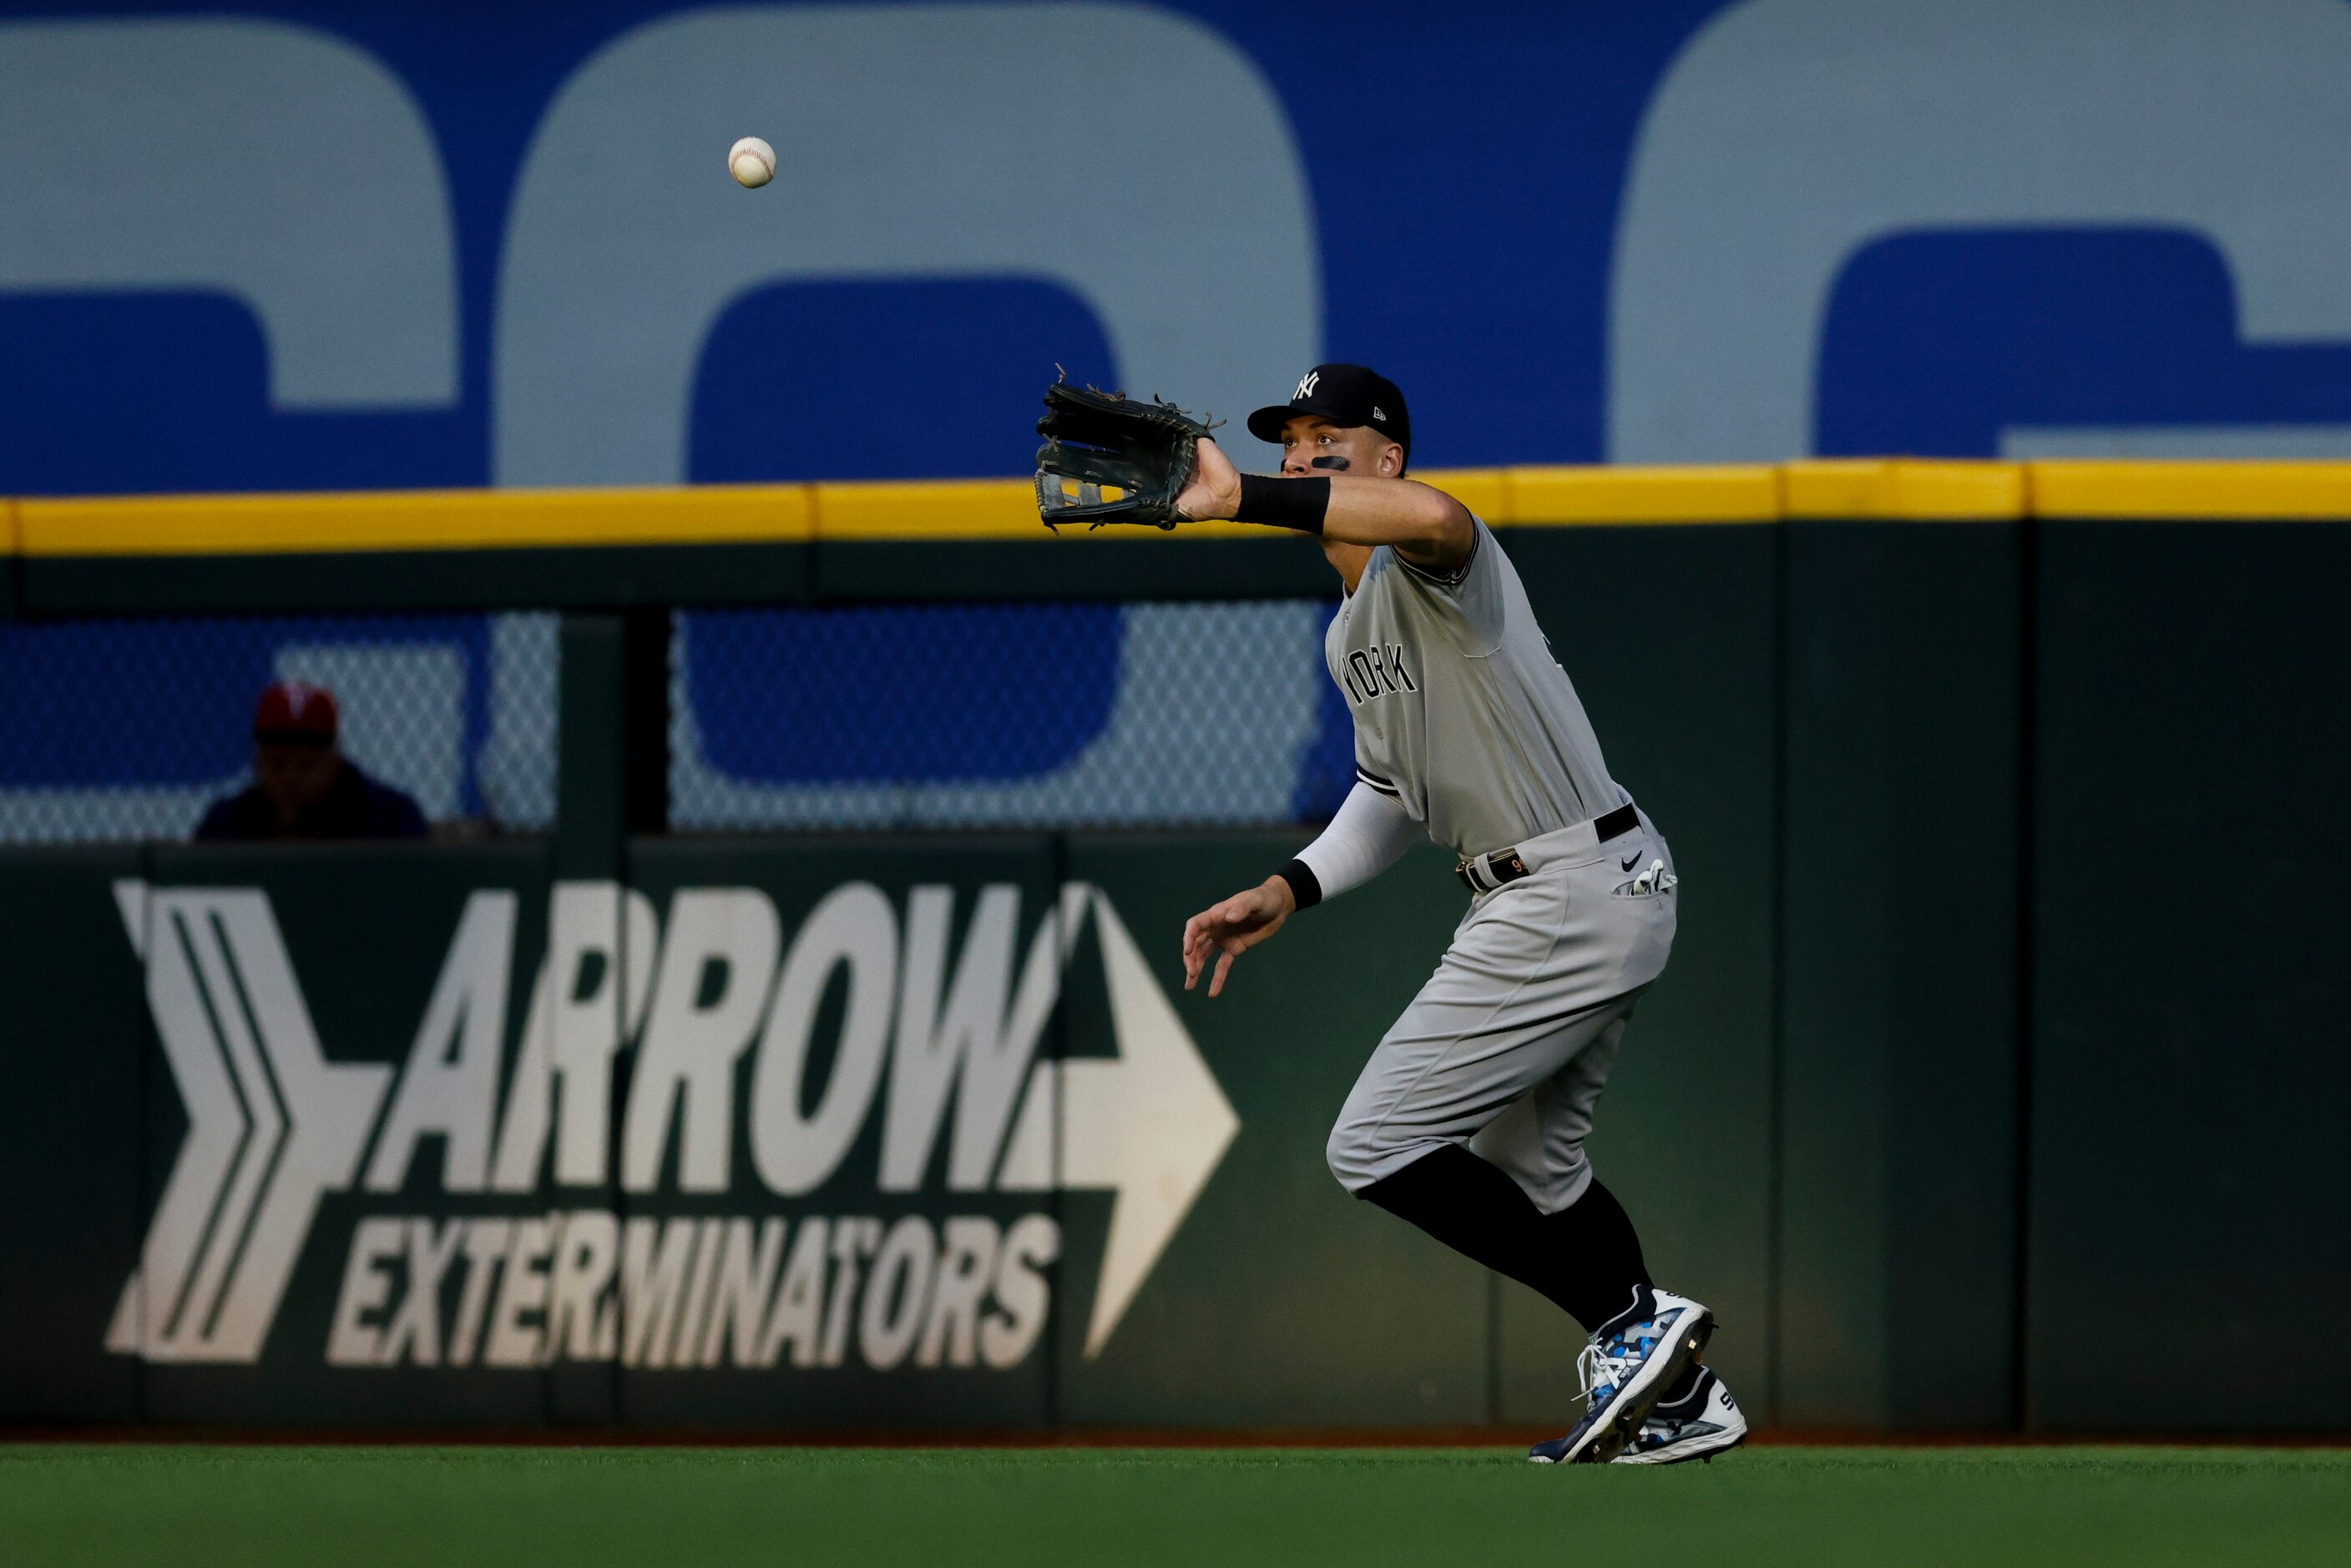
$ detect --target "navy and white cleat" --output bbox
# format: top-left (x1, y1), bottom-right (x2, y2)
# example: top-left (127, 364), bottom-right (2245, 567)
top-left (1527, 1286), bottom-right (1716, 1465)
top-left (1610, 1366), bottom-right (1747, 1464)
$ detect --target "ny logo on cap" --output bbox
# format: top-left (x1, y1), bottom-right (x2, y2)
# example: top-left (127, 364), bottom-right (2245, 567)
top-left (1294, 370), bottom-right (1320, 401)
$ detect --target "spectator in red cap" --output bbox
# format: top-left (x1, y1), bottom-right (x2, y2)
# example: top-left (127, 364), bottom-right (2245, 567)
top-left (194, 680), bottom-right (428, 842)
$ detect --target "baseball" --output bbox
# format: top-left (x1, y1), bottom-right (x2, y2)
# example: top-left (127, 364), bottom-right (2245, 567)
top-left (728, 135), bottom-right (776, 189)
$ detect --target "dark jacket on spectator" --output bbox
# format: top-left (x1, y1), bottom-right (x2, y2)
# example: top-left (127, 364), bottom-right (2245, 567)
top-left (195, 761), bottom-right (429, 842)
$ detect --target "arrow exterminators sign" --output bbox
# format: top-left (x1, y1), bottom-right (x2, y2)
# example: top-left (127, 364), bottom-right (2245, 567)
top-left (104, 877), bottom-right (1239, 1377)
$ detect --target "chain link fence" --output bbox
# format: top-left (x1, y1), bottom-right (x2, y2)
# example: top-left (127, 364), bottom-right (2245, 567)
top-left (1, 599), bottom-right (1356, 843)
top-left (668, 599), bottom-right (1355, 832)
top-left (0, 612), bottom-right (559, 843)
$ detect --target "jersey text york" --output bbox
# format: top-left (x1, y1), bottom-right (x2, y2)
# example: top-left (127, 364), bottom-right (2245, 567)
top-left (1340, 644), bottom-right (1418, 707)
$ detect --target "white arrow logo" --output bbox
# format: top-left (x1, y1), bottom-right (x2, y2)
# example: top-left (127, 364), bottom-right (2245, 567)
top-left (105, 883), bottom-right (390, 1363)
top-left (997, 885), bottom-right (1241, 1358)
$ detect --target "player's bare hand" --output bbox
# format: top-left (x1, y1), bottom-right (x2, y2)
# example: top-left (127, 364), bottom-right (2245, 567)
top-left (1174, 436), bottom-right (1244, 523)
top-left (1181, 877), bottom-right (1296, 998)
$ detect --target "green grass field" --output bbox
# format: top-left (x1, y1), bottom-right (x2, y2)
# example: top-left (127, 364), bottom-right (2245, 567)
top-left (3, 1444), bottom-right (2345, 1566)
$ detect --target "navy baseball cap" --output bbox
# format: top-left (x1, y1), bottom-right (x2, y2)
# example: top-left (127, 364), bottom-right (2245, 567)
top-left (1247, 363), bottom-right (1411, 464)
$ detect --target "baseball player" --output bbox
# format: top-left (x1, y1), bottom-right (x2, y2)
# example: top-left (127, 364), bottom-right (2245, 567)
top-left (1174, 365), bottom-right (1742, 1464)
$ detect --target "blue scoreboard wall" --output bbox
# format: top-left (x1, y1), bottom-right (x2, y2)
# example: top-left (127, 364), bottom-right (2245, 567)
top-left (11, 0), bottom-right (2351, 495)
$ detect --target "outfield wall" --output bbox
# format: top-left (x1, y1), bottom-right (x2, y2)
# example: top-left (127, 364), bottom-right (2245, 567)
top-left (3, 465), bottom-right (2348, 1434)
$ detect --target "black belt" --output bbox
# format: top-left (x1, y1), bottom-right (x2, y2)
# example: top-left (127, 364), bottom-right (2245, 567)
top-left (1455, 803), bottom-right (1641, 894)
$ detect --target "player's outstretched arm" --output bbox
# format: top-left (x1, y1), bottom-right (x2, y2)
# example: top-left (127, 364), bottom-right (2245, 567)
top-left (1181, 878), bottom-right (1295, 999)
top-left (1181, 782), bottom-right (1420, 998)
top-left (1176, 438), bottom-right (1474, 570)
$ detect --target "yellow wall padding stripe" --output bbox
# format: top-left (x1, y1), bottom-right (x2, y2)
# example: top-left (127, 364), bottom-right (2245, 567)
top-left (2025, 460), bottom-right (2351, 519)
top-left (811, 478), bottom-right (1036, 539)
top-left (1782, 459), bottom-right (2027, 520)
top-left (13, 460), bottom-right (2351, 558)
top-left (1510, 464), bottom-right (1780, 524)
top-left (18, 486), bottom-right (812, 556)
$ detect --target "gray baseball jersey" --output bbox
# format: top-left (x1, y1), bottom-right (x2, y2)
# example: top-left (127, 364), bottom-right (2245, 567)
top-left (1323, 518), bottom-right (1621, 857)
top-left (1319, 517), bottom-right (1677, 1216)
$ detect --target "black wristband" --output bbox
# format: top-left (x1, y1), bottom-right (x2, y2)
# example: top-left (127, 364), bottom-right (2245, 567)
top-left (1275, 857), bottom-right (1323, 911)
top-left (1236, 473), bottom-right (1330, 534)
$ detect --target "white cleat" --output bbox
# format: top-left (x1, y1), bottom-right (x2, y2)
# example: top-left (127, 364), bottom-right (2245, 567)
top-left (1610, 1365), bottom-right (1747, 1464)
top-left (1528, 1285), bottom-right (1716, 1465)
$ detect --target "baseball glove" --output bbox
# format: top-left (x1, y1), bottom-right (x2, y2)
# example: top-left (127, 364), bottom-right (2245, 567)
top-left (1034, 378), bottom-right (1212, 530)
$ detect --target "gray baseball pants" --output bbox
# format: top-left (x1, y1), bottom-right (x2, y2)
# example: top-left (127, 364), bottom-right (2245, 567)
top-left (1327, 812), bottom-right (1676, 1215)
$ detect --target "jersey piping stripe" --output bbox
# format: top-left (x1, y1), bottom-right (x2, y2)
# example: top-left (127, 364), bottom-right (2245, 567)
top-left (1356, 765), bottom-right (1402, 799)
